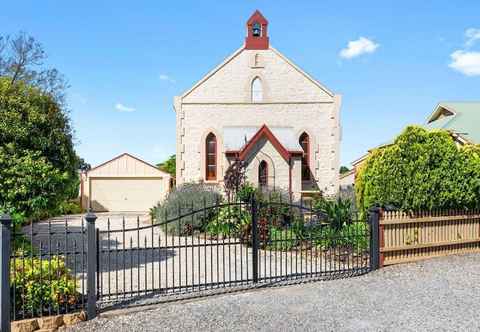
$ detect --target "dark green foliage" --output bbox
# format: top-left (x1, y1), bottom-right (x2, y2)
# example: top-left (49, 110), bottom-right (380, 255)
top-left (236, 182), bottom-right (256, 203)
top-left (157, 155), bottom-right (175, 177)
top-left (153, 182), bottom-right (223, 235)
top-left (340, 166), bottom-right (350, 174)
top-left (356, 126), bottom-right (480, 215)
top-left (55, 200), bottom-right (82, 215)
top-left (267, 227), bottom-right (297, 251)
top-left (205, 205), bottom-right (251, 238)
top-left (313, 196), bottom-right (353, 230)
top-left (0, 77), bottom-right (80, 224)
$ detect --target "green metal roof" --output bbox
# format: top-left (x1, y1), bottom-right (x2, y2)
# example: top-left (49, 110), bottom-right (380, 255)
top-left (425, 102), bottom-right (480, 144)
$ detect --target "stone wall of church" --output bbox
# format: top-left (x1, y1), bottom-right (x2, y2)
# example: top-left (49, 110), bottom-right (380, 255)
top-left (243, 137), bottom-right (291, 193)
top-left (175, 48), bottom-right (341, 197)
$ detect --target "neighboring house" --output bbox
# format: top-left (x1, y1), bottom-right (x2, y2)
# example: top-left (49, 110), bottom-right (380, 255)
top-left (351, 101), bottom-right (480, 176)
top-left (80, 153), bottom-right (171, 212)
top-left (174, 10), bottom-right (342, 200)
top-left (339, 169), bottom-right (355, 190)
top-left (424, 102), bottom-right (480, 145)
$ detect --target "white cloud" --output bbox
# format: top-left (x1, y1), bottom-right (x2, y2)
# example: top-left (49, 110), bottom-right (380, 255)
top-left (115, 103), bottom-right (136, 112)
top-left (449, 50), bottom-right (480, 76)
top-left (339, 37), bottom-right (379, 59)
top-left (465, 28), bottom-right (480, 48)
top-left (159, 74), bottom-right (175, 83)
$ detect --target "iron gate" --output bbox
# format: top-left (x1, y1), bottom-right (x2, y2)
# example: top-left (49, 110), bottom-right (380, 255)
top-left (95, 199), bottom-right (371, 308)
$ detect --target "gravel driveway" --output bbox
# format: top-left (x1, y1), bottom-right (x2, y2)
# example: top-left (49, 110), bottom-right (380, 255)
top-left (65, 252), bottom-right (480, 332)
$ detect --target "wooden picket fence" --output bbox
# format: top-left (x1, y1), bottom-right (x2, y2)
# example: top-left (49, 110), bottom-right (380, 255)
top-left (379, 210), bottom-right (480, 266)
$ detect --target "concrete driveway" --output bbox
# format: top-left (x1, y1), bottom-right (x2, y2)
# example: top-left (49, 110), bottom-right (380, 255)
top-left (26, 212), bottom-right (362, 307)
top-left (65, 252), bottom-right (480, 332)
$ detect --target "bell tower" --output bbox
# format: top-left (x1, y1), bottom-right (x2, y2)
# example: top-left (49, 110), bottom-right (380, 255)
top-left (245, 10), bottom-right (269, 50)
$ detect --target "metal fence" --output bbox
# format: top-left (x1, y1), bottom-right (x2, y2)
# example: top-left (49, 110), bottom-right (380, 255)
top-left (0, 199), bottom-right (375, 330)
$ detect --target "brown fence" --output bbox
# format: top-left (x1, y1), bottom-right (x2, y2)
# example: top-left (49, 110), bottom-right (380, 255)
top-left (379, 210), bottom-right (480, 266)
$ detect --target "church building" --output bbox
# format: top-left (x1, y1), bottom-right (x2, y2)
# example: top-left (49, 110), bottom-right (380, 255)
top-left (174, 10), bottom-right (342, 200)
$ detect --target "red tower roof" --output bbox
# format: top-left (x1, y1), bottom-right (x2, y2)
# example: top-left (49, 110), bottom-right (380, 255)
top-left (245, 10), bottom-right (269, 50)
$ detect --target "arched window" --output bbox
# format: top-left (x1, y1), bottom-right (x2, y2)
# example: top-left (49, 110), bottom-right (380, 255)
top-left (251, 77), bottom-right (263, 103)
top-left (252, 22), bottom-right (261, 37)
top-left (299, 132), bottom-right (310, 181)
top-left (258, 160), bottom-right (268, 189)
top-left (205, 133), bottom-right (217, 180)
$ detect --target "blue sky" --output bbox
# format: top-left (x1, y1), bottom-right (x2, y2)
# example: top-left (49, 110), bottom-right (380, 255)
top-left (2, 1), bottom-right (480, 167)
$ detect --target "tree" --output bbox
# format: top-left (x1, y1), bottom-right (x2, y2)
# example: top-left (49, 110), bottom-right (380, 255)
top-left (355, 126), bottom-right (480, 215)
top-left (0, 32), bottom-right (68, 103)
top-left (0, 78), bottom-right (79, 223)
top-left (224, 159), bottom-right (247, 200)
top-left (78, 158), bottom-right (91, 172)
top-left (157, 155), bottom-right (176, 177)
top-left (339, 166), bottom-right (350, 174)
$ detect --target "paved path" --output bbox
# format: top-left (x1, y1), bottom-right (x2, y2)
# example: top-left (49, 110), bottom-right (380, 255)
top-left (67, 253), bottom-right (480, 332)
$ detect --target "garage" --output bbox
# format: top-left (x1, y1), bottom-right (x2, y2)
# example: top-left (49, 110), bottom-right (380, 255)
top-left (81, 153), bottom-right (171, 212)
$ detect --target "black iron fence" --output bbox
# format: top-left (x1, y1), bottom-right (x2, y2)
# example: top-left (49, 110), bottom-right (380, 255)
top-left (0, 199), bottom-right (379, 330)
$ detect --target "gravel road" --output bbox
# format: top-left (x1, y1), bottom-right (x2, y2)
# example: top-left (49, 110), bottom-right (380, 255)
top-left (66, 252), bottom-right (480, 332)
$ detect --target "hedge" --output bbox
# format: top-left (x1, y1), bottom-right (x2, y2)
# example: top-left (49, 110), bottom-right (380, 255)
top-left (356, 126), bottom-right (480, 215)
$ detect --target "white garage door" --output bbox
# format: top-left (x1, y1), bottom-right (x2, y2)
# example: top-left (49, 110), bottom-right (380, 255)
top-left (90, 178), bottom-right (165, 212)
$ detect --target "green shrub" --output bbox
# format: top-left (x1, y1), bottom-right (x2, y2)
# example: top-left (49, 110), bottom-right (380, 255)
top-left (356, 126), bottom-right (480, 216)
top-left (311, 226), bottom-right (337, 249)
top-left (339, 222), bottom-right (369, 252)
top-left (308, 221), bottom-right (368, 252)
top-left (153, 182), bottom-right (223, 235)
top-left (205, 205), bottom-right (251, 237)
top-left (11, 257), bottom-right (79, 316)
top-left (55, 200), bottom-right (82, 215)
top-left (267, 226), bottom-right (297, 251)
top-left (236, 182), bottom-right (256, 203)
top-left (313, 196), bottom-right (353, 230)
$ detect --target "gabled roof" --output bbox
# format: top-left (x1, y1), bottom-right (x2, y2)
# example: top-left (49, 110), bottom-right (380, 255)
top-left (425, 102), bottom-right (480, 144)
top-left (247, 10), bottom-right (268, 24)
top-left (225, 124), bottom-right (303, 162)
top-left (180, 46), bottom-right (245, 100)
top-left (179, 46), bottom-right (335, 102)
top-left (270, 47), bottom-right (334, 97)
top-left (223, 126), bottom-right (302, 151)
top-left (87, 153), bottom-right (171, 177)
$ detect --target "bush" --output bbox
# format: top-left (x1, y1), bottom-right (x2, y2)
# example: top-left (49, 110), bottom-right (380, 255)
top-left (11, 257), bottom-right (79, 317)
top-left (267, 226), bottom-right (297, 251)
top-left (153, 182), bottom-right (223, 235)
top-left (205, 205), bottom-right (251, 237)
top-left (236, 182), bottom-right (256, 203)
top-left (313, 196), bottom-right (353, 230)
top-left (339, 222), bottom-right (369, 252)
top-left (309, 222), bottom-right (368, 252)
top-left (55, 200), bottom-right (82, 215)
top-left (356, 126), bottom-right (480, 215)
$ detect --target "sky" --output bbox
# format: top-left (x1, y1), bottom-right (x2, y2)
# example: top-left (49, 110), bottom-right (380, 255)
top-left (2, 1), bottom-right (480, 168)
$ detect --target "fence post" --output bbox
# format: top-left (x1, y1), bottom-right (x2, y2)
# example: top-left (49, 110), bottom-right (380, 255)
top-left (0, 214), bottom-right (12, 332)
top-left (369, 207), bottom-right (381, 271)
top-left (85, 211), bottom-right (97, 320)
top-left (251, 198), bottom-right (259, 283)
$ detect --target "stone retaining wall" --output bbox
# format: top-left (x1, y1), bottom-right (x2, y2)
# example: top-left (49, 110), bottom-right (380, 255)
top-left (11, 311), bottom-right (86, 332)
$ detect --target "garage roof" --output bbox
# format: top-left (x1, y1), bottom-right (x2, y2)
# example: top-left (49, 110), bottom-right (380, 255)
top-left (88, 153), bottom-right (171, 178)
